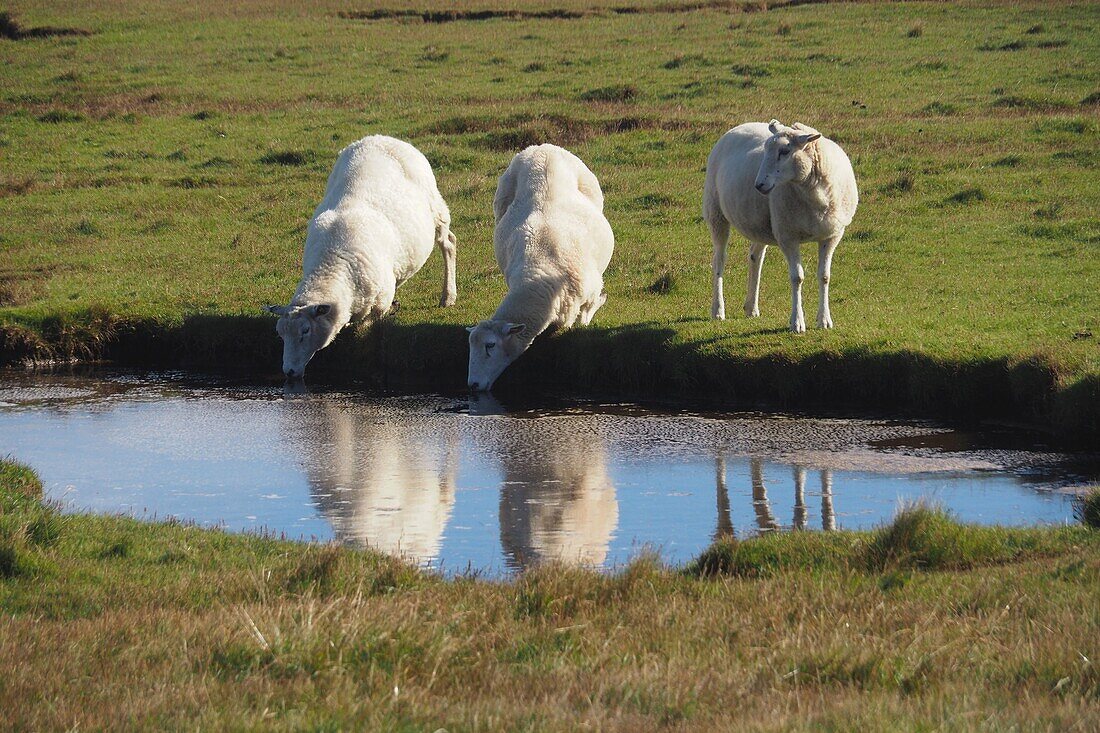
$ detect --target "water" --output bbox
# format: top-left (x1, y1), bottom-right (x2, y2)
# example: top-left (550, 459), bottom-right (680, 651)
top-left (0, 371), bottom-right (1092, 576)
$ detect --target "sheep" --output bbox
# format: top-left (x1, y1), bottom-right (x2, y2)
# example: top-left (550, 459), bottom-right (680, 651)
top-left (703, 120), bottom-right (858, 333)
top-left (466, 144), bottom-right (614, 391)
top-left (266, 135), bottom-right (457, 378)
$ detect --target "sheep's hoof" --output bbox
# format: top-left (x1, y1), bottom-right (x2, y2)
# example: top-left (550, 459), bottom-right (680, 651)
top-left (439, 292), bottom-right (457, 308)
top-left (388, 300), bottom-right (401, 317)
top-left (790, 322), bottom-right (806, 334)
top-left (744, 306), bottom-right (760, 318)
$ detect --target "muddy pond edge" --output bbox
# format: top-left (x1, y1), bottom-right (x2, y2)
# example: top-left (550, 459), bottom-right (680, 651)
top-left (1, 311), bottom-right (1096, 448)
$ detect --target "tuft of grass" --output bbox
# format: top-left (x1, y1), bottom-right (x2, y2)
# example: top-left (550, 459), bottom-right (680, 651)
top-left (662, 54), bottom-right (711, 69)
top-left (906, 23), bottom-right (923, 38)
top-left (0, 460), bottom-right (41, 499)
top-left (1025, 23), bottom-right (1045, 35)
top-left (1033, 202), bottom-right (1063, 220)
top-left (74, 219), bottom-right (103, 236)
top-left (730, 64), bottom-right (770, 78)
top-left (993, 94), bottom-right (1071, 111)
top-left (1074, 489), bottom-right (1100, 529)
top-left (646, 272), bottom-right (676, 295)
top-left (979, 39), bottom-right (1026, 52)
top-left (920, 101), bottom-right (957, 116)
top-left (579, 84), bottom-right (639, 103)
top-left (37, 110), bottom-right (85, 124)
top-left (418, 45), bottom-right (449, 62)
top-left (169, 175), bottom-right (217, 189)
top-left (942, 187), bottom-right (985, 206)
top-left (1081, 91), bottom-right (1100, 106)
top-left (258, 150), bottom-right (312, 166)
top-left (776, 22), bottom-right (791, 36)
top-left (0, 176), bottom-right (35, 197)
top-left (860, 504), bottom-right (1052, 571)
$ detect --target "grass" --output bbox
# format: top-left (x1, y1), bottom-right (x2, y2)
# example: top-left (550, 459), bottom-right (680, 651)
top-left (3, 460), bottom-right (1099, 728)
top-left (0, 0), bottom-right (1097, 439)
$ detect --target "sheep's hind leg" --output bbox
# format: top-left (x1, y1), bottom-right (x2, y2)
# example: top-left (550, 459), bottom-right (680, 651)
top-left (744, 241), bottom-right (768, 317)
top-left (708, 215), bottom-right (731, 320)
top-left (816, 234), bottom-right (841, 329)
top-left (779, 241), bottom-right (806, 333)
top-left (437, 225), bottom-right (457, 308)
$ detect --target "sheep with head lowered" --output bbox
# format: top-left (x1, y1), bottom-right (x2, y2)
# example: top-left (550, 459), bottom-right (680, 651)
top-left (466, 144), bottom-right (614, 391)
top-left (266, 135), bottom-right (457, 378)
top-left (468, 144), bottom-right (616, 394)
top-left (703, 120), bottom-right (857, 332)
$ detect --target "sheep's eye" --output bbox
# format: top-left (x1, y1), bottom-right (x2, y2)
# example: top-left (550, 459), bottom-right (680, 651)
top-left (778, 149), bottom-right (789, 158)
top-left (485, 342), bottom-right (496, 355)
top-left (302, 327), bottom-right (310, 335)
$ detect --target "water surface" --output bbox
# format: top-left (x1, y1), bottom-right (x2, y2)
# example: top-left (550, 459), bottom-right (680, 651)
top-left (0, 371), bottom-right (1091, 575)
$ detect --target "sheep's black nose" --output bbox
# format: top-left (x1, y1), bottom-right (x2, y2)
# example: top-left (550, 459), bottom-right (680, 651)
top-left (469, 381), bottom-right (480, 391)
top-left (285, 369), bottom-right (297, 378)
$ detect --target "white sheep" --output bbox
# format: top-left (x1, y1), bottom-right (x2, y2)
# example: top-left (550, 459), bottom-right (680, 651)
top-left (703, 120), bottom-right (858, 332)
top-left (466, 144), bottom-right (614, 390)
top-left (266, 135), bottom-right (457, 378)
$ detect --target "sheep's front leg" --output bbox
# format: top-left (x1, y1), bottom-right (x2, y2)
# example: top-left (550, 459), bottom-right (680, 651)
top-left (438, 228), bottom-right (458, 307)
top-left (579, 288), bottom-right (607, 326)
top-left (708, 216), bottom-right (731, 320)
top-left (372, 277), bottom-right (398, 320)
top-left (744, 241), bottom-right (768, 317)
top-left (779, 242), bottom-right (806, 333)
top-left (816, 234), bottom-right (841, 329)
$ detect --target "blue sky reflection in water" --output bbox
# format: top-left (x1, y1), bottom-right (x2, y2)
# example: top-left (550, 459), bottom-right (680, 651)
top-left (0, 373), bottom-right (1089, 576)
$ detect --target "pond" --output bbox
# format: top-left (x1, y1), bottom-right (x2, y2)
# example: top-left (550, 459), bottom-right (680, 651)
top-left (0, 371), bottom-right (1093, 576)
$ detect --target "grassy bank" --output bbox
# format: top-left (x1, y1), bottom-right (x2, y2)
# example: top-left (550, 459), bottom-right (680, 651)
top-left (1, 0), bottom-right (1098, 435)
top-left (3, 460), bottom-right (1100, 728)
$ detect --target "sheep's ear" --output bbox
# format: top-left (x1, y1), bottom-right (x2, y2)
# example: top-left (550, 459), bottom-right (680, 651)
top-left (768, 119), bottom-right (782, 135)
top-left (794, 132), bottom-right (822, 147)
top-left (265, 304), bottom-right (290, 316)
top-left (310, 304), bottom-right (332, 317)
top-left (466, 326), bottom-right (476, 333)
top-left (505, 323), bottom-right (526, 336)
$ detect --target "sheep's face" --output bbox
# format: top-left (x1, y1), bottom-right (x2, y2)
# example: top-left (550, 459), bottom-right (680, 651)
top-left (466, 320), bottom-right (528, 391)
top-left (266, 303), bottom-right (339, 379)
top-left (754, 120), bottom-right (822, 195)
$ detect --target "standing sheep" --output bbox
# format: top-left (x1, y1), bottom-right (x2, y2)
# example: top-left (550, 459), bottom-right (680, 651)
top-left (466, 144), bottom-right (614, 391)
top-left (704, 120), bottom-right (858, 333)
top-left (266, 135), bottom-right (457, 378)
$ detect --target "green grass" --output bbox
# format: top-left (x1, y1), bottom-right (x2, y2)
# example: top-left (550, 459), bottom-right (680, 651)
top-left (3, 458), bottom-right (1100, 729)
top-left (0, 0), bottom-right (1097, 435)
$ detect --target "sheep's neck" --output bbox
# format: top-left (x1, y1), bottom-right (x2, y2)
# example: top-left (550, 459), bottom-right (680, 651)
top-left (292, 261), bottom-right (354, 331)
top-left (492, 277), bottom-right (563, 348)
top-left (791, 146), bottom-right (832, 215)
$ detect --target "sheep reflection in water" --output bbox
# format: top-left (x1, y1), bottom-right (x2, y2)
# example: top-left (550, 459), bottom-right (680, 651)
top-left (715, 456), bottom-right (836, 536)
top-left (295, 402), bottom-right (456, 564)
top-left (496, 423), bottom-right (619, 571)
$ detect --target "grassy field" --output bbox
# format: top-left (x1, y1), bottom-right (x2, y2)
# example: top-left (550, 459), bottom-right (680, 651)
top-left (3, 459), bottom-right (1100, 729)
top-left (0, 0), bottom-right (1098, 434)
